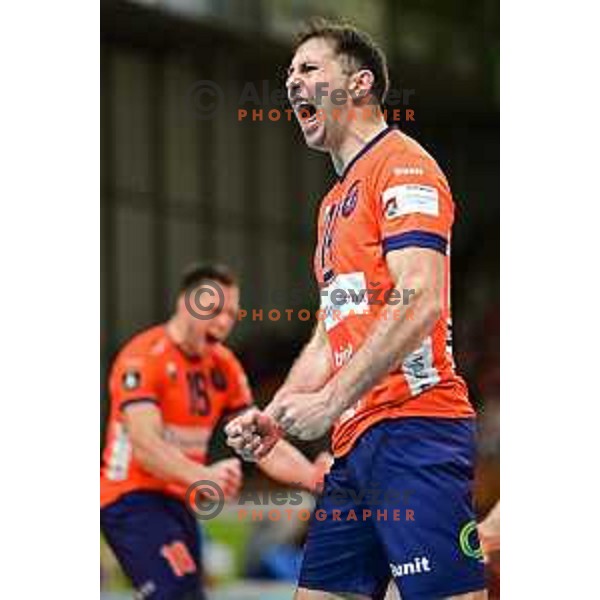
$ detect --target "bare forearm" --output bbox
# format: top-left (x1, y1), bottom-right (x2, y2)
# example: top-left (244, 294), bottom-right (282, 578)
top-left (231, 251), bottom-right (447, 446)
top-left (282, 324), bottom-right (332, 393)
top-left (257, 439), bottom-right (319, 491)
top-left (132, 435), bottom-right (205, 488)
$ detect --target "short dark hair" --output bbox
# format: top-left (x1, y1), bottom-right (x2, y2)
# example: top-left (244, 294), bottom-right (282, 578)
top-left (293, 18), bottom-right (390, 104)
top-left (179, 262), bottom-right (237, 294)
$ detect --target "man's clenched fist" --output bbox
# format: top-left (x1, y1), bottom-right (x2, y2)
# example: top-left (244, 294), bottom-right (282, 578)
top-left (204, 457), bottom-right (242, 501)
top-left (225, 407), bottom-right (283, 461)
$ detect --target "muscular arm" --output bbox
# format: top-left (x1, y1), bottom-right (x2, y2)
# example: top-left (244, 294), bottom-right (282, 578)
top-left (124, 403), bottom-right (208, 488)
top-left (225, 324), bottom-right (332, 458)
top-left (265, 247), bottom-right (445, 441)
top-left (228, 247), bottom-right (444, 447)
top-left (326, 247), bottom-right (444, 413)
top-left (256, 439), bottom-right (327, 492)
top-left (280, 321), bottom-right (332, 394)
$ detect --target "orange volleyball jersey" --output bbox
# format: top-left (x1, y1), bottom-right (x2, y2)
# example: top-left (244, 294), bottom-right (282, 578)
top-left (314, 127), bottom-right (474, 457)
top-left (100, 325), bottom-right (251, 508)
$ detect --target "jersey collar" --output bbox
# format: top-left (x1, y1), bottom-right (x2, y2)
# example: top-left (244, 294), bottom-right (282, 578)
top-left (338, 125), bottom-right (395, 183)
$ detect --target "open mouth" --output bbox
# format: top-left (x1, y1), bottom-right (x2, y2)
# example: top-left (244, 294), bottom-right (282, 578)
top-left (295, 100), bottom-right (320, 128)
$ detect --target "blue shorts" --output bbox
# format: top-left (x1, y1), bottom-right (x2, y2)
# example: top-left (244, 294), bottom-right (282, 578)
top-left (101, 491), bottom-right (205, 600)
top-left (298, 418), bottom-right (486, 599)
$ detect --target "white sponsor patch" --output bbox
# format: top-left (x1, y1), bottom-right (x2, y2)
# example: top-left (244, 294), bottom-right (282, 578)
top-left (401, 336), bottom-right (440, 396)
top-left (106, 423), bottom-right (132, 481)
top-left (320, 271), bottom-right (369, 332)
top-left (382, 184), bottom-right (439, 220)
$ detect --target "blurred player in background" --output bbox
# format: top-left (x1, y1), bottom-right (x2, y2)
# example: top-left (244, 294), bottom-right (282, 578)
top-left (101, 263), bottom-right (330, 600)
top-left (227, 20), bottom-right (487, 599)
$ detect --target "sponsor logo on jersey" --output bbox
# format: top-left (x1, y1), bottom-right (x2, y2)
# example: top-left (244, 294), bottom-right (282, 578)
top-left (320, 271), bottom-right (370, 331)
top-left (401, 336), bottom-right (441, 396)
top-left (122, 370), bottom-right (141, 391)
top-left (459, 520), bottom-right (484, 561)
top-left (334, 343), bottom-right (354, 368)
top-left (382, 184), bottom-right (439, 220)
top-left (393, 166), bottom-right (425, 176)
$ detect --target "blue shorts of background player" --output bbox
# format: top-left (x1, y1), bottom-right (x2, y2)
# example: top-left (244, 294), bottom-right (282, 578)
top-left (298, 417), bottom-right (487, 599)
top-left (101, 490), bottom-right (205, 600)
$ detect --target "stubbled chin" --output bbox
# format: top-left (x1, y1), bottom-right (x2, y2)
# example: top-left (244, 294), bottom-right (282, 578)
top-left (302, 121), bottom-right (326, 149)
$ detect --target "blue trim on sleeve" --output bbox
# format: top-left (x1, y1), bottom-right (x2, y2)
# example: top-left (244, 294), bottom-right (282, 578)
top-left (382, 230), bottom-right (448, 255)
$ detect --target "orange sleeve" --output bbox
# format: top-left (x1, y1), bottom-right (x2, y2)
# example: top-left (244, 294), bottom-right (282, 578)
top-left (109, 350), bottom-right (161, 413)
top-left (372, 156), bottom-right (454, 257)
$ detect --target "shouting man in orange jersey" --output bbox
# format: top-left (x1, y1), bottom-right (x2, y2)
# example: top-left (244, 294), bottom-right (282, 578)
top-left (227, 21), bottom-right (487, 600)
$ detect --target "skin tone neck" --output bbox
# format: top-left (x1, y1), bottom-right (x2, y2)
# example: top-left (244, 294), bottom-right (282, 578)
top-left (329, 109), bottom-right (388, 176)
top-left (165, 312), bottom-right (205, 357)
